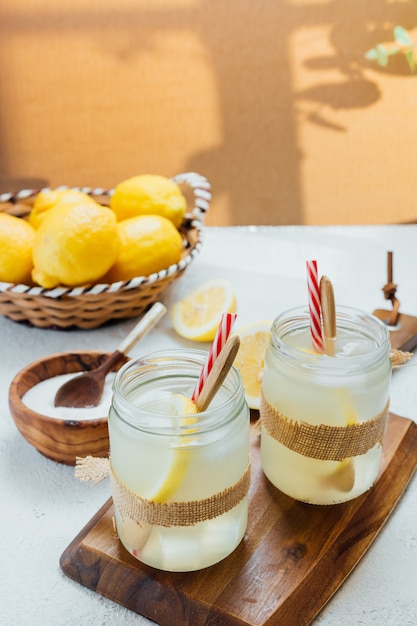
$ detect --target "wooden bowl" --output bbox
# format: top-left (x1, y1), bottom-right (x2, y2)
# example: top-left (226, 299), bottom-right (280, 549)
top-left (8, 351), bottom-right (128, 465)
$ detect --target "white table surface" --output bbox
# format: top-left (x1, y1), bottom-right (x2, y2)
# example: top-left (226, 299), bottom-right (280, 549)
top-left (1, 225), bottom-right (417, 626)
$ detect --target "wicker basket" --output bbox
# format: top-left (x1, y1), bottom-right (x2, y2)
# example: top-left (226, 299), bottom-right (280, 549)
top-left (0, 172), bottom-right (211, 329)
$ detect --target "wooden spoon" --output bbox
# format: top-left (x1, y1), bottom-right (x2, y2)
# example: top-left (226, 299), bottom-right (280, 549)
top-left (320, 276), bottom-right (355, 492)
top-left (195, 335), bottom-right (241, 412)
top-left (320, 275), bottom-right (336, 356)
top-left (54, 302), bottom-right (167, 408)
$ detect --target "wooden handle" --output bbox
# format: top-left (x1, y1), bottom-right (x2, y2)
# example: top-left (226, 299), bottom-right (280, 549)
top-left (117, 302), bottom-right (167, 355)
top-left (320, 276), bottom-right (336, 356)
top-left (387, 250), bottom-right (393, 284)
top-left (195, 335), bottom-right (241, 413)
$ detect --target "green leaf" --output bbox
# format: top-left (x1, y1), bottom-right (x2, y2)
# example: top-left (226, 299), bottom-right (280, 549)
top-left (375, 44), bottom-right (389, 66)
top-left (406, 49), bottom-right (416, 70)
top-left (365, 48), bottom-right (378, 60)
top-left (394, 25), bottom-right (413, 46)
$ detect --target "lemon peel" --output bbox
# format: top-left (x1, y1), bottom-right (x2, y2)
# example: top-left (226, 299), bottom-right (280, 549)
top-left (321, 387), bottom-right (358, 492)
top-left (0, 213), bottom-right (35, 284)
top-left (32, 202), bottom-right (119, 288)
top-left (170, 279), bottom-right (237, 342)
top-left (110, 174), bottom-right (187, 228)
top-left (105, 214), bottom-right (183, 282)
top-left (150, 393), bottom-right (197, 504)
top-left (29, 189), bottom-right (99, 229)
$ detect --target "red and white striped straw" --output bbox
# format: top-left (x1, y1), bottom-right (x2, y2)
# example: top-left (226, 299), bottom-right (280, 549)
top-left (306, 260), bottom-right (324, 353)
top-left (191, 312), bottom-right (238, 402)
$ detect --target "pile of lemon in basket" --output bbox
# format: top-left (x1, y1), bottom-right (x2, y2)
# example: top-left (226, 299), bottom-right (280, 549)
top-left (0, 175), bottom-right (187, 289)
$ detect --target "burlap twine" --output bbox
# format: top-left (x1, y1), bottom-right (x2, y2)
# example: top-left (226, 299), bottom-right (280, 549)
top-left (75, 456), bottom-right (250, 528)
top-left (260, 395), bottom-right (390, 461)
top-left (390, 348), bottom-right (413, 368)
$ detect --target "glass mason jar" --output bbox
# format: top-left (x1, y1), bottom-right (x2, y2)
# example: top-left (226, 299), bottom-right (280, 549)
top-left (108, 349), bottom-right (250, 572)
top-left (260, 306), bottom-right (391, 505)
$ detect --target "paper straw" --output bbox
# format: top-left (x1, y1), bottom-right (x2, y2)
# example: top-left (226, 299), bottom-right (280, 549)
top-left (306, 260), bottom-right (324, 353)
top-left (191, 312), bottom-right (238, 402)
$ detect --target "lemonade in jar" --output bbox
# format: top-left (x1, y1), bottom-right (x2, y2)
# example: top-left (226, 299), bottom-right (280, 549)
top-left (108, 350), bottom-right (250, 572)
top-left (260, 306), bottom-right (391, 505)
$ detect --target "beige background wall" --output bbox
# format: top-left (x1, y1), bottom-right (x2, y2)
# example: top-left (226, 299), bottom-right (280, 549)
top-left (0, 0), bottom-right (416, 225)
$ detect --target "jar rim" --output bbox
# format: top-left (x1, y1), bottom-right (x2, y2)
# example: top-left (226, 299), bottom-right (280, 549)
top-left (111, 348), bottom-right (245, 435)
top-left (270, 304), bottom-right (390, 372)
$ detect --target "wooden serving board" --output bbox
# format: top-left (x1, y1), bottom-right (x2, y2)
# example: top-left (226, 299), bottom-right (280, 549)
top-left (61, 413), bottom-right (417, 626)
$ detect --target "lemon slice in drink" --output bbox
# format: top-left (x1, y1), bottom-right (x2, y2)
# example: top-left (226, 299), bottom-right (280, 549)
top-left (150, 393), bottom-right (197, 503)
top-left (170, 279), bottom-right (237, 342)
top-left (323, 388), bottom-right (357, 492)
top-left (118, 393), bottom-right (197, 551)
top-left (233, 320), bottom-right (272, 410)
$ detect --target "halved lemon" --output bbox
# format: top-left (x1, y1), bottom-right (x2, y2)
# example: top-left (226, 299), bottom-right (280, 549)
top-left (170, 279), bottom-right (237, 342)
top-left (233, 320), bottom-right (272, 410)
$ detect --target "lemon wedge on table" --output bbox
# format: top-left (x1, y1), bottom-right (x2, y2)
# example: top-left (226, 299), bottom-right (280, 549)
top-left (170, 279), bottom-right (237, 342)
top-left (233, 320), bottom-right (272, 410)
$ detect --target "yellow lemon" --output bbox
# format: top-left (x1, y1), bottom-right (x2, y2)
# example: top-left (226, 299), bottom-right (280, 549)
top-left (118, 392), bottom-right (197, 552)
top-left (0, 213), bottom-right (35, 284)
top-left (105, 214), bottom-right (183, 282)
top-left (170, 393), bottom-right (198, 417)
top-left (150, 393), bottom-right (197, 504)
top-left (32, 203), bottom-right (119, 288)
top-left (29, 189), bottom-right (99, 229)
top-left (233, 320), bottom-right (272, 409)
top-left (170, 279), bottom-right (237, 342)
top-left (110, 174), bottom-right (187, 228)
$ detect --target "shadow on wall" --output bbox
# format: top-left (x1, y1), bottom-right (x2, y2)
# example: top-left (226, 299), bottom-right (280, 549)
top-left (0, 1), bottom-right (416, 225)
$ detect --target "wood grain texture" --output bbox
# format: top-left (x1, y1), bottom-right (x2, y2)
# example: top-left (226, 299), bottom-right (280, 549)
top-left (60, 412), bottom-right (417, 625)
top-left (8, 351), bottom-right (128, 465)
top-left (373, 310), bottom-right (417, 353)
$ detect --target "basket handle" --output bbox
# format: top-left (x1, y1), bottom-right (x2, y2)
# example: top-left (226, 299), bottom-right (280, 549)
top-left (0, 172), bottom-right (212, 222)
top-left (171, 172), bottom-right (211, 223)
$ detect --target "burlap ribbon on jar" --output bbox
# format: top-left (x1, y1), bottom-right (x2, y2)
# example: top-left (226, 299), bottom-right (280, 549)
top-left (75, 456), bottom-right (251, 528)
top-left (260, 394), bottom-right (390, 461)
